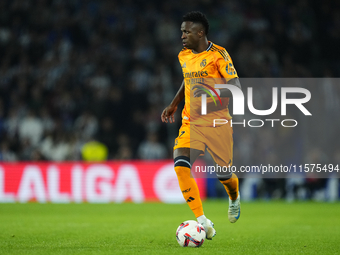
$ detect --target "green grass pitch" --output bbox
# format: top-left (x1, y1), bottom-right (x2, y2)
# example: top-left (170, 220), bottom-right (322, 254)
top-left (0, 201), bottom-right (339, 255)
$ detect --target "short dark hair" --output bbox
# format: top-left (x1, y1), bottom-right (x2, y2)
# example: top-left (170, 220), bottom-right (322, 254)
top-left (183, 11), bottom-right (209, 35)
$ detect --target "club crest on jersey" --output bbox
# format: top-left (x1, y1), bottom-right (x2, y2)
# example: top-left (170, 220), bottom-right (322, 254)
top-left (182, 62), bottom-right (186, 68)
top-left (200, 59), bottom-right (206, 68)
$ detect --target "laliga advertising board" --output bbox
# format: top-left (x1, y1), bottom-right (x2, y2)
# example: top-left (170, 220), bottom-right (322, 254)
top-left (0, 161), bottom-right (206, 203)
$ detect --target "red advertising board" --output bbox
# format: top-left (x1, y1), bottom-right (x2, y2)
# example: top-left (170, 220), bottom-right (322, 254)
top-left (0, 161), bottom-right (206, 203)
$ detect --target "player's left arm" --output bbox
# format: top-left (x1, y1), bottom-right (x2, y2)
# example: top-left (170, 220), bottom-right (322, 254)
top-left (218, 77), bottom-right (241, 97)
top-left (216, 51), bottom-right (241, 97)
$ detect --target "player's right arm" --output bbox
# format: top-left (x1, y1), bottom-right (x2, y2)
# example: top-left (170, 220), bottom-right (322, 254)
top-left (161, 80), bottom-right (184, 123)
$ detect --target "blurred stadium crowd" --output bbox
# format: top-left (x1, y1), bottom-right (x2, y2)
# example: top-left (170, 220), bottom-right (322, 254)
top-left (0, 0), bottom-right (339, 198)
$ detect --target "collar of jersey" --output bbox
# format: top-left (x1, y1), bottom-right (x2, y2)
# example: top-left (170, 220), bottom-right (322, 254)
top-left (190, 41), bottom-right (213, 54)
top-left (206, 42), bottom-right (213, 51)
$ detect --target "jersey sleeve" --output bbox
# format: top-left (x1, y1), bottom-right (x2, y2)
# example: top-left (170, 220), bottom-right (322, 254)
top-left (215, 50), bottom-right (238, 80)
top-left (178, 48), bottom-right (188, 67)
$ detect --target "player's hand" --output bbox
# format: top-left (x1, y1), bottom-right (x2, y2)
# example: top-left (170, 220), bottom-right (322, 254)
top-left (161, 104), bottom-right (177, 123)
top-left (192, 85), bottom-right (206, 97)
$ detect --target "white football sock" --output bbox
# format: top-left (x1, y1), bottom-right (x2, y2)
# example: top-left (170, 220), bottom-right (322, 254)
top-left (197, 215), bottom-right (207, 225)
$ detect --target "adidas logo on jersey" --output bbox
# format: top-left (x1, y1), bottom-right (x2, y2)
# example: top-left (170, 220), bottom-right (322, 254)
top-left (182, 62), bottom-right (186, 68)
